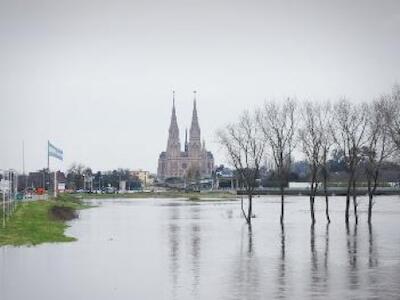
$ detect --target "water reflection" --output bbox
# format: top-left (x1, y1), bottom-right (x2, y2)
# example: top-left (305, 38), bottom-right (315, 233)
top-left (190, 206), bottom-right (201, 297)
top-left (168, 205), bottom-right (181, 299)
top-left (309, 224), bottom-right (330, 298)
top-left (345, 223), bottom-right (360, 291)
top-left (323, 224), bottom-right (330, 293)
top-left (324, 224), bottom-right (329, 271)
top-left (230, 224), bottom-right (260, 299)
top-left (276, 223), bottom-right (287, 299)
top-left (246, 224), bottom-right (253, 254)
top-left (367, 223), bottom-right (379, 298)
top-left (368, 223), bottom-right (378, 269)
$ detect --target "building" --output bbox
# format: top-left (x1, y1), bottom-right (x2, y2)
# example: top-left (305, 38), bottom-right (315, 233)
top-left (157, 91), bottom-right (214, 181)
top-left (130, 169), bottom-right (153, 187)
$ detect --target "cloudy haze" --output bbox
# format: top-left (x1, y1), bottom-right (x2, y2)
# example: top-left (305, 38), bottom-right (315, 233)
top-left (1, 0), bottom-right (399, 173)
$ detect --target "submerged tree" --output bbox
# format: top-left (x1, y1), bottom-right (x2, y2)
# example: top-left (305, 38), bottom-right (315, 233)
top-left (318, 102), bottom-right (334, 223)
top-left (385, 85), bottom-right (400, 151)
top-left (258, 99), bottom-right (296, 224)
top-left (298, 101), bottom-right (324, 224)
top-left (217, 111), bottom-right (266, 224)
top-left (332, 99), bottom-right (368, 224)
top-left (364, 97), bottom-right (395, 223)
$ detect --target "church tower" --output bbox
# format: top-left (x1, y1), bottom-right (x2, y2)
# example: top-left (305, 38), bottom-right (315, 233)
top-left (189, 91), bottom-right (201, 157)
top-left (166, 91), bottom-right (181, 157)
top-left (158, 90), bottom-right (214, 181)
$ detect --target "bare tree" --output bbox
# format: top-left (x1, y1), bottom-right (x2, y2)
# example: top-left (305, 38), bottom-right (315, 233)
top-left (318, 102), bottom-right (334, 223)
top-left (258, 99), bottom-right (296, 224)
top-left (217, 111), bottom-right (266, 224)
top-left (364, 97), bottom-right (395, 223)
top-left (332, 99), bottom-right (368, 224)
top-left (298, 101), bottom-right (324, 224)
top-left (385, 85), bottom-right (400, 151)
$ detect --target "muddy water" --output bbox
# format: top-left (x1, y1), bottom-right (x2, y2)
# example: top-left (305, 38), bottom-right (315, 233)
top-left (1, 196), bottom-right (400, 300)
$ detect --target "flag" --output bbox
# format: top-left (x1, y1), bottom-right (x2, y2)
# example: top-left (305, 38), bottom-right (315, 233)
top-left (48, 141), bottom-right (63, 161)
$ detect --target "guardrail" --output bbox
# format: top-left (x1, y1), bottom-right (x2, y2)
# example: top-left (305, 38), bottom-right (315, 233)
top-left (1, 191), bottom-right (18, 228)
top-left (0, 192), bottom-right (50, 228)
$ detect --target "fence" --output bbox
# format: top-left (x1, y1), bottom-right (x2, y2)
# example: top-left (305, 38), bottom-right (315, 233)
top-left (0, 169), bottom-right (19, 228)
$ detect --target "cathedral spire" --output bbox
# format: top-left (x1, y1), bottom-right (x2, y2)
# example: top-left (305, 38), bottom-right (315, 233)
top-left (189, 90), bottom-right (201, 156)
top-left (167, 90), bottom-right (180, 156)
top-left (192, 90), bottom-right (198, 122)
top-left (184, 128), bottom-right (188, 152)
top-left (170, 90), bottom-right (178, 131)
top-left (190, 90), bottom-right (200, 138)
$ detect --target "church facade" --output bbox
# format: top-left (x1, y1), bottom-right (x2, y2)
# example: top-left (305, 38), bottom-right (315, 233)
top-left (157, 92), bottom-right (214, 181)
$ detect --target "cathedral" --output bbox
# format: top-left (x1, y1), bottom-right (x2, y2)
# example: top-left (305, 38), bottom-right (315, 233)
top-left (157, 91), bottom-right (214, 181)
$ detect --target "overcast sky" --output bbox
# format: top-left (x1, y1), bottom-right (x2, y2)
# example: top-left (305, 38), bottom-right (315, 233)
top-left (1, 0), bottom-right (399, 173)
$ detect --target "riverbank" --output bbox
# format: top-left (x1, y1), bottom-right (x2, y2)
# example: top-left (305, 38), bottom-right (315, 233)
top-left (75, 187), bottom-right (400, 199)
top-left (0, 194), bottom-right (89, 246)
top-left (238, 187), bottom-right (400, 196)
top-left (76, 190), bottom-right (238, 200)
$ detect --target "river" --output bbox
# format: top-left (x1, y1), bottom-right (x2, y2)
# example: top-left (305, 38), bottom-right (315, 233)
top-left (1, 195), bottom-right (400, 300)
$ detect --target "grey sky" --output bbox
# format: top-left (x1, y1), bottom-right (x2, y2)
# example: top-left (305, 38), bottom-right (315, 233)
top-left (1, 0), bottom-right (399, 173)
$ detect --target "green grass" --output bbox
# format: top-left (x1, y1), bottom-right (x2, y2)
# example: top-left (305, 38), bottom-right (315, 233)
top-left (0, 195), bottom-right (88, 247)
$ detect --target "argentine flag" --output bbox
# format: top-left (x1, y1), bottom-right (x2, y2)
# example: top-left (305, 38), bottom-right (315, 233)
top-left (48, 141), bottom-right (63, 161)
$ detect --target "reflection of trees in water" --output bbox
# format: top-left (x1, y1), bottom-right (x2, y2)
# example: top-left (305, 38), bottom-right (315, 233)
top-left (190, 206), bottom-right (201, 297)
top-left (276, 223), bottom-right (286, 299)
top-left (345, 223), bottom-right (360, 291)
top-left (229, 224), bottom-right (260, 299)
top-left (310, 224), bottom-right (318, 279)
top-left (309, 224), bottom-right (331, 297)
top-left (345, 223), bottom-right (380, 296)
top-left (368, 223), bottom-right (378, 269)
top-left (168, 206), bottom-right (180, 300)
top-left (367, 223), bottom-right (379, 298)
top-left (324, 224), bottom-right (330, 271)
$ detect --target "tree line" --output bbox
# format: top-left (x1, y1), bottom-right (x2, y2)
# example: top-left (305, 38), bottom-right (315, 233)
top-left (66, 164), bottom-right (142, 191)
top-left (217, 85), bottom-right (400, 225)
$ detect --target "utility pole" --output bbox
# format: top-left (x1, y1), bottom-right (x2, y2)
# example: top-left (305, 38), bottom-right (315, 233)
top-left (1, 169), bottom-right (5, 228)
top-left (54, 171), bottom-right (57, 198)
top-left (2, 187), bottom-right (5, 228)
top-left (22, 140), bottom-right (28, 191)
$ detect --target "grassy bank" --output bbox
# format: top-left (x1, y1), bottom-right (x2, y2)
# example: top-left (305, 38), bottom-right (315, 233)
top-left (77, 190), bottom-right (238, 200)
top-left (0, 194), bottom-right (88, 247)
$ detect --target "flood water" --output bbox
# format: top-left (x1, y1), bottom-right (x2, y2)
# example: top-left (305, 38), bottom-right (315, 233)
top-left (1, 196), bottom-right (400, 300)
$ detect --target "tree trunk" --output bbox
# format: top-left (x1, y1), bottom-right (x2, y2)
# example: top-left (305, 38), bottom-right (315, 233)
top-left (368, 193), bottom-right (373, 224)
top-left (310, 170), bottom-right (317, 224)
top-left (323, 173), bottom-right (330, 223)
top-left (368, 171), bottom-right (379, 224)
top-left (248, 193), bottom-right (253, 225)
top-left (367, 175), bottom-right (372, 224)
top-left (241, 196), bottom-right (250, 224)
top-left (280, 183), bottom-right (285, 224)
top-left (310, 196), bottom-right (315, 224)
top-left (352, 179), bottom-right (358, 224)
top-left (345, 179), bottom-right (351, 224)
top-left (309, 180), bottom-right (316, 224)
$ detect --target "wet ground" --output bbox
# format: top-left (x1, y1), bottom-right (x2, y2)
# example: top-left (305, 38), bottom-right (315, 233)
top-left (1, 195), bottom-right (400, 300)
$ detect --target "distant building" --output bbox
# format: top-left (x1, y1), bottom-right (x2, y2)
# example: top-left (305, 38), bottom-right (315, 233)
top-left (21, 170), bottom-right (66, 191)
top-left (157, 91), bottom-right (214, 181)
top-left (130, 169), bottom-right (153, 187)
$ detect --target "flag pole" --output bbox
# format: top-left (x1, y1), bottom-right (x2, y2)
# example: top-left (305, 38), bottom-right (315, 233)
top-left (47, 140), bottom-right (50, 171)
top-left (54, 170), bottom-right (57, 198)
top-left (47, 140), bottom-right (50, 196)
